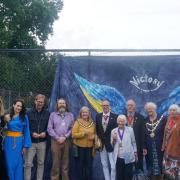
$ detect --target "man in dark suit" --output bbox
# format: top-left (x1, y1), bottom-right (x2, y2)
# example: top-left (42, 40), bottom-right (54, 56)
top-left (96, 100), bottom-right (118, 180)
top-left (125, 99), bottom-right (145, 171)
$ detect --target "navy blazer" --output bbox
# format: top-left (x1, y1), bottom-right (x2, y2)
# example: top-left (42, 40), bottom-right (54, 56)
top-left (96, 112), bottom-right (118, 152)
top-left (125, 112), bottom-right (145, 151)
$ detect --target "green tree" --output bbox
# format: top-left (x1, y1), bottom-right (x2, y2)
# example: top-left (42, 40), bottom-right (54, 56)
top-left (0, 0), bottom-right (63, 103)
top-left (0, 0), bottom-right (63, 48)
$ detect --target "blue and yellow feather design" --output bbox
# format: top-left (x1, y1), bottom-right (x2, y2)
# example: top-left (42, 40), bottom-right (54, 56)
top-left (158, 86), bottom-right (180, 115)
top-left (74, 73), bottom-right (126, 114)
top-left (74, 73), bottom-right (180, 115)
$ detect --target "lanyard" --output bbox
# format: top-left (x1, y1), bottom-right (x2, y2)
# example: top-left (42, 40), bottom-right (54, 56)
top-left (118, 128), bottom-right (124, 141)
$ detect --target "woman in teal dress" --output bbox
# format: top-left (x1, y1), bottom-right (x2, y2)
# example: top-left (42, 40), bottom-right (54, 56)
top-left (4, 99), bottom-right (32, 180)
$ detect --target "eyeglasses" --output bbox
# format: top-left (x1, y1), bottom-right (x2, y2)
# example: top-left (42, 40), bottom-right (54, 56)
top-left (36, 101), bottom-right (44, 104)
top-left (102, 105), bottom-right (109, 107)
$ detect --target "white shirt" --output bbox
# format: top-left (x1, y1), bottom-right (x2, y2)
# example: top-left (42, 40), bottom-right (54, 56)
top-left (102, 112), bottom-right (110, 131)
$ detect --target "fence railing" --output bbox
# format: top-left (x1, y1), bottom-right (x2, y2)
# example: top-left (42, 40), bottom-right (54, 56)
top-left (1, 48), bottom-right (180, 110)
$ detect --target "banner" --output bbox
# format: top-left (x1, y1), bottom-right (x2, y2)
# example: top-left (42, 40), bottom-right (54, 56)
top-left (47, 55), bottom-right (180, 180)
top-left (50, 55), bottom-right (180, 117)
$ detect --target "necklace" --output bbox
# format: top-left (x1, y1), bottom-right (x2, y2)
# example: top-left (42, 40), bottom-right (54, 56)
top-left (78, 120), bottom-right (94, 128)
top-left (146, 115), bottom-right (163, 138)
top-left (118, 128), bottom-right (124, 147)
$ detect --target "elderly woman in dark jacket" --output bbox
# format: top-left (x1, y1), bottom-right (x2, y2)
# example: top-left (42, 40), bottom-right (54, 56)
top-left (143, 102), bottom-right (167, 180)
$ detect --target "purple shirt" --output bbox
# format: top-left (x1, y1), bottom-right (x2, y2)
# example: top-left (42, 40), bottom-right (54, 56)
top-left (47, 112), bottom-right (74, 140)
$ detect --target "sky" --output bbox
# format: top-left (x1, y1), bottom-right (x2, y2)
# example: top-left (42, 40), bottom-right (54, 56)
top-left (46, 0), bottom-right (180, 49)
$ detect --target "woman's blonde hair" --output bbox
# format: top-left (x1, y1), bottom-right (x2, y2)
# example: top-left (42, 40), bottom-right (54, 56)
top-left (78, 106), bottom-right (93, 122)
top-left (0, 97), bottom-right (5, 116)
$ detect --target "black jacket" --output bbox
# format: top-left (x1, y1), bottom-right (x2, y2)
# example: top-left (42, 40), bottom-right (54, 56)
top-left (0, 116), bottom-right (6, 151)
top-left (125, 111), bottom-right (145, 170)
top-left (0, 116), bottom-right (8, 180)
top-left (96, 112), bottom-right (118, 152)
top-left (27, 107), bottom-right (50, 143)
top-left (125, 112), bottom-right (145, 151)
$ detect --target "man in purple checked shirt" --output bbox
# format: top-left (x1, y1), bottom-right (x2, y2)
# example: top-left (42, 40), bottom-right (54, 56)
top-left (47, 98), bottom-right (74, 180)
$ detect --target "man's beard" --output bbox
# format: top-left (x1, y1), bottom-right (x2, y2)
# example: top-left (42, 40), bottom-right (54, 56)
top-left (59, 107), bottom-right (66, 114)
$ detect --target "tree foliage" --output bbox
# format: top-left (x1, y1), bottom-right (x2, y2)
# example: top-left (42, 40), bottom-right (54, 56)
top-left (0, 0), bottom-right (63, 99)
top-left (0, 0), bottom-right (63, 48)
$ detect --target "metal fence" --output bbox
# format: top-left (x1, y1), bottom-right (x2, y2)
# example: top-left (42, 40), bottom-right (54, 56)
top-left (0, 50), bottom-right (61, 110)
top-left (0, 88), bottom-right (35, 110)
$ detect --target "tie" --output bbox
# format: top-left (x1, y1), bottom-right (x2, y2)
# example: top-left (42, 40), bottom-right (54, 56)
top-left (103, 115), bottom-right (109, 131)
top-left (103, 115), bottom-right (109, 121)
top-left (128, 115), bottom-right (133, 126)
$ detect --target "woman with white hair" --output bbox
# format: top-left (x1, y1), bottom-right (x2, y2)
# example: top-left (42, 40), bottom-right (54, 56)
top-left (111, 114), bottom-right (137, 180)
top-left (143, 102), bottom-right (167, 180)
top-left (162, 104), bottom-right (180, 179)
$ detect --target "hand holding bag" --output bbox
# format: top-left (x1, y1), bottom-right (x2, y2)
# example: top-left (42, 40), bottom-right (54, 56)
top-left (94, 134), bottom-right (102, 151)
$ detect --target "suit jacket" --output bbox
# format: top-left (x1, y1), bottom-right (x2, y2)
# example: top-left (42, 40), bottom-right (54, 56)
top-left (96, 112), bottom-right (118, 152)
top-left (125, 112), bottom-right (145, 152)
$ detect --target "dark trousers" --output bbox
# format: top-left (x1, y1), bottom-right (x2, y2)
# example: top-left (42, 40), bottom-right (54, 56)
top-left (0, 150), bottom-right (8, 180)
top-left (116, 158), bottom-right (133, 180)
top-left (77, 147), bottom-right (93, 180)
top-left (136, 149), bottom-right (143, 171)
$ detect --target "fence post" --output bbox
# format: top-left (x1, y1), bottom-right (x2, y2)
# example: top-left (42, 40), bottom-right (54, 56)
top-left (8, 90), bottom-right (11, 110)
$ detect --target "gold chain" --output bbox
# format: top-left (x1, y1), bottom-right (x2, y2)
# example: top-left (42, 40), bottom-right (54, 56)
top-left (146, 115), bottom-right (163, 138)
top-left (78, 120), bottom-right (94, 129)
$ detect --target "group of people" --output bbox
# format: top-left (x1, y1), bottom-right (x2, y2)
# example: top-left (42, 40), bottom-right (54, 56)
top-left (0, 95), bottom-right (179, 180)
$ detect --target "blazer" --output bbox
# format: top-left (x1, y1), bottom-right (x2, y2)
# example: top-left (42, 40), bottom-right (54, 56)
top-left (111, 126), bottom-right (137, 164)
top-left (96, 112), bottom-right (118, 152)
top-left (125, 112), bottom-right (145, 152)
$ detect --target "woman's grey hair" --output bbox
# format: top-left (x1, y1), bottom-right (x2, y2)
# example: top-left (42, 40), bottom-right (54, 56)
top-left (168, 104), bottom-right (180, 114)
top-left (144, 102), bottom-right (157, 111)
top-left (117, 114), bottom-right (127, 124)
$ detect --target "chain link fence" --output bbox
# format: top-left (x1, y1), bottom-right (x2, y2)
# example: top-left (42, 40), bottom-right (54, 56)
top-left (0, 88), bottom-right (34, 110)
top-left (0, 50), bottom-right (61, 110)
top-left (0, 49), bottom-right (93, 110)
top-left (1, 49), bottom-right (180, 110)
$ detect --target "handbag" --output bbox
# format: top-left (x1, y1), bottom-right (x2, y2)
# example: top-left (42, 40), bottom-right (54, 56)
top-left (72, 120), bottom-right (80, 158)
top-left (132, 169), bottom-right (149, 180)
top-left (72, 144), bottom-right (78, 158)
top-left (94, 134), bottom-right (102, 150)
